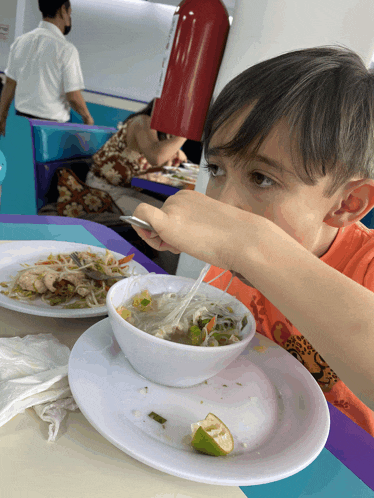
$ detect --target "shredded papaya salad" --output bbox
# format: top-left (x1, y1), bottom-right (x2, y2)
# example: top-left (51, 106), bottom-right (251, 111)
top-left (0, 249), bottom-right (135, 309)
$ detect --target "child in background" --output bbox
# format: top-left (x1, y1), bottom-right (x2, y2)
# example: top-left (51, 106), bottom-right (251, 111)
top-left (131, 46), bottom-right (374, 436)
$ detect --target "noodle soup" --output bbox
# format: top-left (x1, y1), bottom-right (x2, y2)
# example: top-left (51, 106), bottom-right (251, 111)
top-left (116, 289), bottom-right (248, 347)
top-left (107, 274), bottom-right (256, 387)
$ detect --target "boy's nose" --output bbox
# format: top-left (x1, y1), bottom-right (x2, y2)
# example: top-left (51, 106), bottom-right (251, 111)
top-left (216, 183), bottom-right (248, 210)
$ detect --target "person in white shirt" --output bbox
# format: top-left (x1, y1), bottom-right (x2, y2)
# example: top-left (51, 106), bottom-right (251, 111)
top-left (0, 0), bottom-right (94, 136)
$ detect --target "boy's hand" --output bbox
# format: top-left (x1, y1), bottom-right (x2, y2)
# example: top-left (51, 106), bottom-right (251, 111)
top-left (132, 190), bottom-right (260, 271)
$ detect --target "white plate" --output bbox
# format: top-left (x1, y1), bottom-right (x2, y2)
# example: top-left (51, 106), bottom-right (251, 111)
top-left (164, 173), bottom-right (197, 183)
top-left (68, 318), bottom-right (330, 486)
top-left (0, 241), bottom-right (148, 318)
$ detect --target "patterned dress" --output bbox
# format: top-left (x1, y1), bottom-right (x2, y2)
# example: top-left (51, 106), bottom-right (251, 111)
top-left (90, 120), bottom-right (170, 186)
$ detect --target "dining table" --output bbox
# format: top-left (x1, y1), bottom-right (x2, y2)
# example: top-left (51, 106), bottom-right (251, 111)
top-left (131, 173), bottom-right (181, 197)
top-left (0, 213), bottom-right (373, 498)
top-left (131, 168), bottom-right (196, 197)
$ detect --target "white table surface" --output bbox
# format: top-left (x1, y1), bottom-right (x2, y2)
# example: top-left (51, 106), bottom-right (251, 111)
top-left (0, 240), bottom-right (245, 498)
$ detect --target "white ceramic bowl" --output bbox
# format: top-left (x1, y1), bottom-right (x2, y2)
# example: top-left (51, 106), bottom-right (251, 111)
top-left (106, 274), bottom-right (256, 387)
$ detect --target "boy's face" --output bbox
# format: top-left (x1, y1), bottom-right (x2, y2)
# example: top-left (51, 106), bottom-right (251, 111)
top-left (205, 111), bottom-right (342, 257)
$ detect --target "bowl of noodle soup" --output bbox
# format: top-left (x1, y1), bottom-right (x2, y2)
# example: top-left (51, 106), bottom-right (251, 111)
top-left (106, 274), bottom-right (256, 387)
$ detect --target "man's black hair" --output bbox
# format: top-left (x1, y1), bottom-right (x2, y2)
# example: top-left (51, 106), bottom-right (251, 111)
top-left (38, 0), bottom-right (71, 19)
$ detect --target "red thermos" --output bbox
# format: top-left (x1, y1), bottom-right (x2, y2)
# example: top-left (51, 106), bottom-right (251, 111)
top-left (151, 0), bottom-right (230, 142)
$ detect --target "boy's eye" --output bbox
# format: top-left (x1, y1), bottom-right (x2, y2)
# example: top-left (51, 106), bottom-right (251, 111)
top-left (250, 172), bottom-right (276, 188)
top-left (204, 164), bottom-right (225, 178)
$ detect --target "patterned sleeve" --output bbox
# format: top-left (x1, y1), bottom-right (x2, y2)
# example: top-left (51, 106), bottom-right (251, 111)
top-left (62, 45), bottom-right (85, 93)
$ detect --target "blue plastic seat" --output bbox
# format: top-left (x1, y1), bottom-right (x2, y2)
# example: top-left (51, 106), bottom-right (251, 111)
top-left (0, 149), bottom-right (7, 210)
top-left (0, 149), bottom-right (7, 184)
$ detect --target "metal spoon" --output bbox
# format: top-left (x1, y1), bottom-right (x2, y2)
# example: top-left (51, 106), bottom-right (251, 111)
top-left (120, 216), bottom-right (154, 231)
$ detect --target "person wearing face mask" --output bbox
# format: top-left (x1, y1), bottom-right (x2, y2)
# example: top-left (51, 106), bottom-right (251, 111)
top-left (0, 0), bottom-right (93, 136)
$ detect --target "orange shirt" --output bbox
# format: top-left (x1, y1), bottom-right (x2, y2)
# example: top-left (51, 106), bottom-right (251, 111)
top-left (204, 221), bottom-right (374, 436)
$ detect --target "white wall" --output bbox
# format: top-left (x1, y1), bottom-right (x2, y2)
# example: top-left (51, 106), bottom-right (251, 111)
top-left (176, 0), bottom-right (374, 279)
top-left (0, 0), bottom-right (18, 71)
top-left (147, 0), bottom-right (236, 16)
top-left (2, 1), bottom-right (237, 92)
top-left (19, 0), bottom-right (175, 103)
top-left (214, 0), bottom-right (374, 98)
top-left (2, 1), bottom-right (235, 105)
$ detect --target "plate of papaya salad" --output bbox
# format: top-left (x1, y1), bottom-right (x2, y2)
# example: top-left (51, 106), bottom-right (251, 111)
top-left (0, 241), bottom-right (148, 318)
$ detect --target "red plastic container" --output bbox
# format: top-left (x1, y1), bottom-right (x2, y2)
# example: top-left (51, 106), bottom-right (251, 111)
top-left (151, 0), bottom-right (230, 142)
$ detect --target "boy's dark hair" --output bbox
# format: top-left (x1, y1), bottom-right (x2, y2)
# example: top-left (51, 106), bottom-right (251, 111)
top-left (204, 46), bottom-right (374, 196)
top-left (38, 0), bottom-right (71, 19)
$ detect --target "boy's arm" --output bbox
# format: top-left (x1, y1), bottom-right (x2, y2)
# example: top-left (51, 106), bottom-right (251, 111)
top-left (235, 218), bottom-right (374, 410)
top-left (0, 77), bottom-right (17, 136)
top-left (132, 190), bottom-right (374, 410)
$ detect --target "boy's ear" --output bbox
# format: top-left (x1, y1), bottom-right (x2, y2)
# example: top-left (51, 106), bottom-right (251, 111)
top-left (324, 179), bottom-right (374, 228)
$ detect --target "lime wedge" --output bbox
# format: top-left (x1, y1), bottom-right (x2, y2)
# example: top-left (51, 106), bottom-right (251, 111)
top-left (191, 413), bottom-right (234, 456)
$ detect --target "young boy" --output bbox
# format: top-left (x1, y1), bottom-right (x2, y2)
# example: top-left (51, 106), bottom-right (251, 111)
top-left (132, 46), bottom-right (374, 436)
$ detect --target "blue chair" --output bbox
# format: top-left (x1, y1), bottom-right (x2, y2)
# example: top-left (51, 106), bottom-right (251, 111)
top-left (0, 111), bottom-right (116, 215)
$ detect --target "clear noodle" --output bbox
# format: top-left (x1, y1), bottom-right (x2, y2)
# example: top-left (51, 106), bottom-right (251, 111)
top-left (117, 291), bottom-right (248, 346)
top-left (116, 265), bottom-right (249, 347)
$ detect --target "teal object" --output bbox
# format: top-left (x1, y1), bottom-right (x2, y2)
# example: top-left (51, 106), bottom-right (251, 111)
top-left (0, 103), bottom-right (119, 215)
top-left (70, 102), bottom-right (134, 128)
top-left (240, 448), bottom-right (374, 498)
top-left (32, 124), bottom-right (116, 163)
top-left (0, 149), bottom-right (7, 184)
top-left (0, 223), bottom-right (105, 248)
top-left (0, 106), bottom-right (40, 214)
top-left (0, 99), bottom-right (136, 215)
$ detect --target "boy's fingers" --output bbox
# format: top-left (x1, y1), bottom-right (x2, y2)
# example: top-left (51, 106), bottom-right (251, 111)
top-left (133, 203), bottom-right (167, 229)
top-left (160, 241), bottom-right (181, 254)
top-left (132, 226), bottom-right (160, 248)
top-left (132, 226), bottom-right (180, 254)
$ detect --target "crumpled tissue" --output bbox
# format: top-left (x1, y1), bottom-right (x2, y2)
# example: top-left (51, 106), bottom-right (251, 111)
top-left (0, 333), bottom-right (78, 441)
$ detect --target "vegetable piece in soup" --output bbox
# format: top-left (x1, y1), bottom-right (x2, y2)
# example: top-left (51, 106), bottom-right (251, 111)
top-left (116, 290), bottom-right (247, 347)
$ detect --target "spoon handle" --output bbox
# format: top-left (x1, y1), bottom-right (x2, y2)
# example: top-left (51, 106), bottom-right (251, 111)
top-left (169, 263), bottom-right (211, 328)
top-left (120, 216), bottom-right (154, 231)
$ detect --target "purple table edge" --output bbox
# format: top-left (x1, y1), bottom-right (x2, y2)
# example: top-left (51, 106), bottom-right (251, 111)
top-left (131, 176), bottom-right (180, 197)
top-left (0, 214), bottom-right (167, 276)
